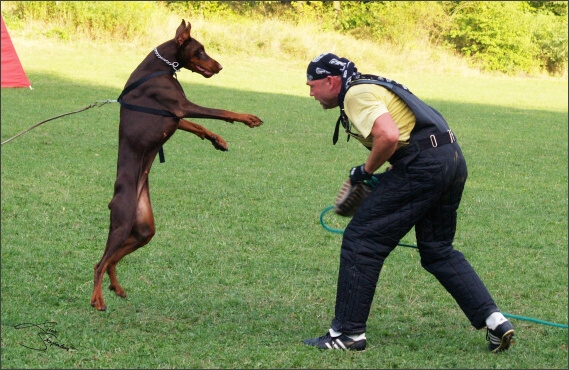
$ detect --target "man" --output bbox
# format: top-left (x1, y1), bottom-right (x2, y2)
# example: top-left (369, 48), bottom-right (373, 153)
top-left (303, 53), bottom-right (514, 352)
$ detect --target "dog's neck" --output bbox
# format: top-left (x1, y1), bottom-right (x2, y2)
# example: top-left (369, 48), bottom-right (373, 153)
top-left (125, 41), bottom-right (179, 87)
top-left (139, 41), bottom-right (178, 71)
top-left (154, 47), bottom-right (179, 72)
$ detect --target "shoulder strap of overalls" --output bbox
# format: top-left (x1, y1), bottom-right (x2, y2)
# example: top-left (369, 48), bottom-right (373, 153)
top-left (334, 74), bottom-right (412, 145)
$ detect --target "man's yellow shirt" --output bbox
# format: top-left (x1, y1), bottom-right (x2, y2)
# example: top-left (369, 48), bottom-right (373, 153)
top-left (344, 83), bottom-right (416, 149)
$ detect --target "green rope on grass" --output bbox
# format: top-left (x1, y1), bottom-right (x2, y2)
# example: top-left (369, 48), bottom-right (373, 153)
top-left (319, 205), bottom-right (568, 329)
top-left (319, 205), bottom-right (347, 234)
top-left (502, 313), bottom-right (568, 329)
top-left (320, 205), bottom-right (417, 248)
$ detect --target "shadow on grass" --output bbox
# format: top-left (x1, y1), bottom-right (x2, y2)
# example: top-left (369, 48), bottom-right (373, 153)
top-left (1, 71), bottom-right (567, 369)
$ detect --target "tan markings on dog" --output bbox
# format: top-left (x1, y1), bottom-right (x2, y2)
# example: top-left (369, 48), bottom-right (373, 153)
top-left (90, 19), bottom-right (263, 311)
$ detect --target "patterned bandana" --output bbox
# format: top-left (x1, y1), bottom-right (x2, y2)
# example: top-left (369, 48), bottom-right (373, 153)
top-left (306, 53), bottom-right (356, 81)
top-left (307, 53), bottom-right (361, 145)
top-left (306, 52), bottom-right (359, 105)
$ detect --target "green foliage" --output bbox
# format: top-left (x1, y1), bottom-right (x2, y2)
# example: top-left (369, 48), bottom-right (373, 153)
top-left (2, 1), bottom-right (567, 76)
top-left (527, 0), bottom-right (568, 16)
top-left (3, 1), bottom-right (168, 41)
top-left (336, 1), bottom-right (448, 47)
top-left (165, 0), bottom-right (235, 20)
top-left (531, 11), bottom-right (569, 74)
top-left (444, 1), bottom-right (567, 75)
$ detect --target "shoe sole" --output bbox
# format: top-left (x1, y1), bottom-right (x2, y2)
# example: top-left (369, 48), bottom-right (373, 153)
top-left (491, 329), bottom-right (514, 353)
top-left (303, 338), bottom-right (366, 351)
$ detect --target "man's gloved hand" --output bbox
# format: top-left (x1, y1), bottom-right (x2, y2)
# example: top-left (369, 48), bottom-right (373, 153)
top-left (349, 164), bottom-right (372, 185)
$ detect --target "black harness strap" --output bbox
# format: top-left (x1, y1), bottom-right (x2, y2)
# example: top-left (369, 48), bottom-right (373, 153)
top-left (335, 74), bottom-right (412, 145)
top-left (117, 69), bottom-right (177, 163)
top-left (334, 74), bottom-right (455, 151)
top-left (118, 70), bottom-right (177, 117)
top-left (333, 116), bottom-right (342, 145)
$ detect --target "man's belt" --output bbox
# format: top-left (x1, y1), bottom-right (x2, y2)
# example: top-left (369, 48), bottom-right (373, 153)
top-left (415, 130), bottom-right (456, 151)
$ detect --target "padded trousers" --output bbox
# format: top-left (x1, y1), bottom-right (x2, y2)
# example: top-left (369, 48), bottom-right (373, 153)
top-left (331, 142), bottom-right (499, 335)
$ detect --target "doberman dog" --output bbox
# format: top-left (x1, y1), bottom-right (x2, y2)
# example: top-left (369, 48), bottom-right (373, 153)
top-left (90, 20), bottom-right (263, 311)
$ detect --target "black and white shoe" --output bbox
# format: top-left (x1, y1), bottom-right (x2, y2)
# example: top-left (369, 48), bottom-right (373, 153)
top-left (303, 332), bottom-right (366, 351)
top-left (486, 320), bottom-right (515, 353)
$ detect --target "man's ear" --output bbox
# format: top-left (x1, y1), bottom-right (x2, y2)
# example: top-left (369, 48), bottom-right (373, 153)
top-left (325, 76), bottom-right (335, 86)
top-left (328, 76), bottom-right (342, 90)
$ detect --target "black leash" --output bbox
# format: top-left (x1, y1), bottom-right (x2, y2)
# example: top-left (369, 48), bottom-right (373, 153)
top-left (3, 70), bottom-right (177, 163)
top-left (5, 48), bottom-right (182, 164)
top-left (1, 100), bottom-right (116, 146)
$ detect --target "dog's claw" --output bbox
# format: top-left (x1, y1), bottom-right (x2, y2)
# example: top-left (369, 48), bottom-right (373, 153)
top-left (207, 134), bottom-right (228, 151)
top-left (91, 297), bottom-right (107, 311)
top-left (109, 284), bottom-right (127, 298)
top-left (235, 113), bottom-right (263, 128)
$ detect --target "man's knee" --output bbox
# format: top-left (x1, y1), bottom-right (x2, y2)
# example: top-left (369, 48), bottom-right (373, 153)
top-left (419, 243), bottom-right (460, 269)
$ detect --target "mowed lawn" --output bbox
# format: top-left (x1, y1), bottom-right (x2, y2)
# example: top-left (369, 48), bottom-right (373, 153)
top-left (1, 37), bottom-right (567, 369)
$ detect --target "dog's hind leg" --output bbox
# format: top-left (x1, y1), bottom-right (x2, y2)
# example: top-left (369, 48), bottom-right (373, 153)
top-left (91, 172), bottom-right (140, 311)
top-left (106, 178), bottom-right (155, 298)
top-left (92, 228), bottom-right (134, 310)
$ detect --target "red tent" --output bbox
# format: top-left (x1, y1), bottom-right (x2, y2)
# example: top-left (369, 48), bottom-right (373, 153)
top-left (1, 15), bottom-right (31, 88)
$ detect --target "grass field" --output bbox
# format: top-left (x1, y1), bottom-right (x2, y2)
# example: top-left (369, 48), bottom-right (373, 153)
top-left (1, 32), bottom-right (567, 369)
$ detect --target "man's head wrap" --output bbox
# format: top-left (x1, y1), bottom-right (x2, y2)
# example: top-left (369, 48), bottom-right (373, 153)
top-left (306, 52), bottom-right (358, 97)
top-left (307, 53), bottom-right (349, 81)
top-left (307, 53), bottom-right (361, 144)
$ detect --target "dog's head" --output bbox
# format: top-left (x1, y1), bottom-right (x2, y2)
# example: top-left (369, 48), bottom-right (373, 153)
top-left (175, 20), bottom-right (222, 78)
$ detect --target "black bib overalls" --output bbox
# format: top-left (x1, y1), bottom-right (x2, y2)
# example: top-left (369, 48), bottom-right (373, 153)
top-left (332, 76), bottom-right (499, 334)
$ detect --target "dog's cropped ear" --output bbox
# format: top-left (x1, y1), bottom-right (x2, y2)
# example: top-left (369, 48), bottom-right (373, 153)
top-left (175, 19), bottom-right (192, 47)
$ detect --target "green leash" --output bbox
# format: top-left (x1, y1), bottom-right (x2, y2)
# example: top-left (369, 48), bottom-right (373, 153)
top-left (319, 205), bottom-right (568, 329)
top-left (319, 205), bottom-right (418, 249)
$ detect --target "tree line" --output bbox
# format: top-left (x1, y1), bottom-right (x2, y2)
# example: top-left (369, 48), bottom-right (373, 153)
top-left (168, 1), bottom-right (568, 76)
top-left (4, 1), bottom-right (567, 76)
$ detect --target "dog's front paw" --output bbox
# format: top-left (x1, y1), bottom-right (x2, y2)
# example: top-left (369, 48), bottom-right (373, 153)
top-left (239, 114), bottom-right (263, 128)
top-left (208, 134), bottom-right (228, 151)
